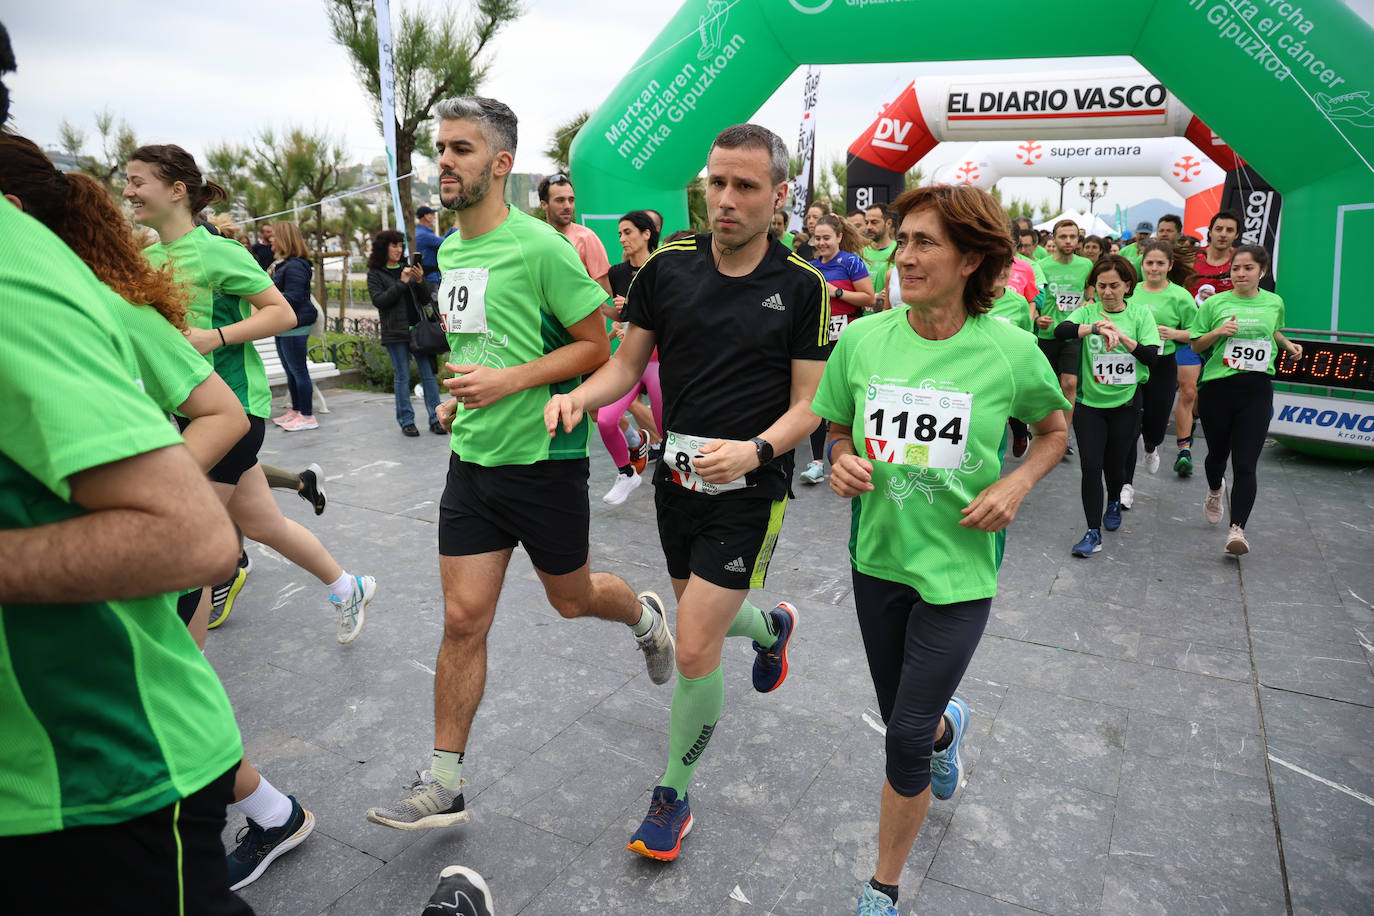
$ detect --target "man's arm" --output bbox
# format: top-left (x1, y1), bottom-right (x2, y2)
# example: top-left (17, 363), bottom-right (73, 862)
top-left (694, 359), bottom-right (827, 484)
top-left (0, 445), bottom-right (240, 603)
top-left (545, 324), bottom-right (656, 435)
top-left (446, 308), bottom-right (612, 411)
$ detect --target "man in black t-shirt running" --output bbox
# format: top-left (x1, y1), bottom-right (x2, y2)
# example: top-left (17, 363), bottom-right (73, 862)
top-left (546, 124), bottom-right (830, 863)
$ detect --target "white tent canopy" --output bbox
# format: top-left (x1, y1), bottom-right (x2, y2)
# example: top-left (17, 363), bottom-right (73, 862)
top-left (1035, 210), bottom-right (1115, 237)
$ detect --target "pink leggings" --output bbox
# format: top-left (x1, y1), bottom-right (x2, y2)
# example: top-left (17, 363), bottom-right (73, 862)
top-left (597, 359), bottom-right (664, 467)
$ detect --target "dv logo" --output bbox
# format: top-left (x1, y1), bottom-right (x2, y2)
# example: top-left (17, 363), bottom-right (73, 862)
top-left (1172, 155), bottom-right (1201, 183)
top-left (872, 118), bottom-right (914, 152)
top-left (1015, 140), bottom-right (1043, 165)
top-left (954, 161), bottom-right (980, 183)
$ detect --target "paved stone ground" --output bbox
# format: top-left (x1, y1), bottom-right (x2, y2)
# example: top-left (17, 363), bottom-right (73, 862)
top-left (217, 388), bottom-right (1373, 915)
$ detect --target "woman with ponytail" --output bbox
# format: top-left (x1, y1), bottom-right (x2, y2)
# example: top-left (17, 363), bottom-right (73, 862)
top-left (124, 143), bottom-right (377, 645)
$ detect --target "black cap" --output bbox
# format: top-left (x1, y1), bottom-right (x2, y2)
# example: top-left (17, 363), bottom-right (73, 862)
top-left (416, 206), bottom-right (436, 218)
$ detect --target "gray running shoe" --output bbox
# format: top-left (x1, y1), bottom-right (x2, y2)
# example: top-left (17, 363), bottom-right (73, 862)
top-left (366, 771), bottom-right (469, 830)
top-left (636, 591), bottom-right (676, 685)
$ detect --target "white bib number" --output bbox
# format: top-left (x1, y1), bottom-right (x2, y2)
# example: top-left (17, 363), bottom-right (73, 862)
top-left (828, 313), bottom-right (849, 342)
top-left (862, 384), bottom-right (971, 469)
top-left (437, 268), bottom-right (489, 334)
top-left (1092, 355), bottom-right (1137, 386)
top-left (1055, 290), bottom-right (1082, 312)
top-left (664, 431), bottom-right (748, 495)
top-left (1222, 337), bottom-right (1271, 371)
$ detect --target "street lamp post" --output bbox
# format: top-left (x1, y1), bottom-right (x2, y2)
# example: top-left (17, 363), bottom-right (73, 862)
top-left (1079, 177), bottom-right (1109, 214)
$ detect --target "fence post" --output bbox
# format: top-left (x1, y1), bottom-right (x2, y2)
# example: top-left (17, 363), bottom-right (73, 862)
top-left (341, 252), bottom-right (351, 324)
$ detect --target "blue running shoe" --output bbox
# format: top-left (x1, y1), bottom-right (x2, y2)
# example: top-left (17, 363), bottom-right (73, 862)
top-left (226, 795), bottom-right (315, 891)
top-left (1072, 529), bottom-right (1102, 558)
top-left (1103, 500), bottom-right (1123, 531)
top-left (858, 882), bottom-right (899, 915)
top-left (930, 697), bottom-right (970, 801)
top-left (627, 786), bottom-right (693, 861)
top-left (752, 601), bottom-right (798, 693)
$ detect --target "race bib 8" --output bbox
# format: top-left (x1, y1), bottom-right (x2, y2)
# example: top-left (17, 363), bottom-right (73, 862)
top-left (1222, 337), bottom-right (1271, 371)
top-left (862, 384), bottom-right (971, 469)
top-left (1092, 354), bottom-right (1137, 385)
top-left (664, 430), bottom-right (748, 495)
top-left (437, 268), bottom-right (490, 334)
top-left (828, 313), bottom-right (849, 343)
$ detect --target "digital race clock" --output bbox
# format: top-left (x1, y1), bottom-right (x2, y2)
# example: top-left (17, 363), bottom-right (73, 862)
top-left (1275, 339), bottom-right (1374, 393)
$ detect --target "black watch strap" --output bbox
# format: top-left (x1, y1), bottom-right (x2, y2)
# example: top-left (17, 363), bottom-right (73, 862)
top-left (750, 436), bottom-right (774, 465)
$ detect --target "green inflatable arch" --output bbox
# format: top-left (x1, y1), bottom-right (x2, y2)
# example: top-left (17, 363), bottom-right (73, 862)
top-left (569, 0), bottom-right (1374, 339)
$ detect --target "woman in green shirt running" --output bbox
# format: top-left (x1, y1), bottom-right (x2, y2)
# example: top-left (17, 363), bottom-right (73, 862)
top-left (813, 185), bottom-right (1069, 916)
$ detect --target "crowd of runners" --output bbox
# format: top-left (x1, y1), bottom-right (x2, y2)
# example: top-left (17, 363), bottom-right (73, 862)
top-left (1, 45), bottom-right (1305, 913)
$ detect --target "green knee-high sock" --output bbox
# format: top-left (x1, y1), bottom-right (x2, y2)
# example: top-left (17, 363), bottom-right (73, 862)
top-left (725, 599), bottom-right (776, 647)
top-left (661, 667), bottom-right (724, 795)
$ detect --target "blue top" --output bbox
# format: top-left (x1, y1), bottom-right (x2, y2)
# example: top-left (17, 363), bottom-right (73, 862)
top-left (415, 223), bottom-right (444, 282)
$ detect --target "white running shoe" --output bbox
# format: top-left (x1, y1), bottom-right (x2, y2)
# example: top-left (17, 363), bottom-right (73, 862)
top-left (634, 591), bottom-right (676, 685)
top-left (1144, 448), bottom-right (1160, 474)
top-left (1204, 482), bottom-right (1225, 525)
top-left (602, 472), bottom-right (642, 505)
top-left (332, 575), bottom-right (376, 644)
top-left (800, 460), bottom-right (826, 484)
top-left (1120, 483), bottom-right (1135, 510)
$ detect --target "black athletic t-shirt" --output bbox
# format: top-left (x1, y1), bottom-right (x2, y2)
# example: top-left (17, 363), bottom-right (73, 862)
top-left (622, 233), bottom-right (831, 500)
top-left (607, 261), bottom-right (638, 300)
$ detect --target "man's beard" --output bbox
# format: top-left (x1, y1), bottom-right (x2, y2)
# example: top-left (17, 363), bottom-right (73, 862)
top-left (441, 160), bottom-right (494, 212)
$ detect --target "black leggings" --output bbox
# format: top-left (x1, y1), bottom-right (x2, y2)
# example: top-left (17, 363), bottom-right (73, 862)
top-left (810, 418), bottom-right (829, 463)
top-left (852, 569), bottom-right (992, 798)
top-left (1124, 354), bottom-right (1177, 486)
top-left (1073, 400), bottom-right (1138, 528)
top-left (1198, 371), bottom-right (1272, 528)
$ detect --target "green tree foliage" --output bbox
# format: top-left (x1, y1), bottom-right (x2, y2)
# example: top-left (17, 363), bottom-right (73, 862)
top-left (545, 110), bottom-right (589, 175)
top-left (57, 109), bottom-right (138, 198)
top-left (325, 0), bottom-right (520, 243)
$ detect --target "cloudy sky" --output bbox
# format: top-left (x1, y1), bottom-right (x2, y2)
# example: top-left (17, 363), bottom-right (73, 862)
top-left (8, 0), bottom-right (1211, 218)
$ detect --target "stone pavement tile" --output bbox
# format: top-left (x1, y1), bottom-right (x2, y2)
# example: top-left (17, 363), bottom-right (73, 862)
top-left (1136, 586), bottom-right (1251, 650)
top-left (1246, 596), bottom-right (1373, 648)
top-left (1234, 548), bottom-right (1344, 604)
top-left (1329, 561), bottom-right (1374, 616)
top-left (1281, 836), bottom-right (1374, 916)
top-left (968, 635), bottom-right (1260, 729)
top-left (234, 830), bottom-right (383, 916)
top-left (324, 812), bottom-right (582, 916)
top-left (978, 686), bottom-right (1127, 797)
top-left (1134, 633), bottom-right (1253, 681)
top-left (520, 789), bottom-right (775, 915)
top-left (471, 651), bottom-right (635, 755)
top-left (1048, 550), bottom-right (1156, 606)
top-left (1123, 708), bottom-right (1265, 780)
top-left (927, 765), bottom-right (1115, 916)
top-left (1109, 751), bottom-right (1282, 887)
top-left (986, 594), bottom-right (1142, 661)
top-left (1251, 627), bottom-right (1374, 702)
top-left (910, 879), bottom-right (1053, 915)
top-left (1100, 857), bottom-right (1285, 916)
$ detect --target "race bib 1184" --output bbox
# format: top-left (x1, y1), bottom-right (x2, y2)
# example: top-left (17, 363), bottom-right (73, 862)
top-left (863, 384), bottom-right (971, 469)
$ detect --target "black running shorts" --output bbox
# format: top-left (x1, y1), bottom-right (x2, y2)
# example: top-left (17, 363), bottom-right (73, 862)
top-left (1037, 336), bottom-right (1081, 377)
top-left (654, 483), bottom-right (788, 590)
top-left (438, 454), bottom-right (590, 576)
top-left (177, 414), bottom-right (265, 485)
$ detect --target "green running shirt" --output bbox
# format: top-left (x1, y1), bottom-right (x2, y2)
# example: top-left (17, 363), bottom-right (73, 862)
top-left (144, 225), bottom-right (274, 418)
top-left (436, 207), bottom-right (609, 466)
top-left (1063, 300), bottom-right (1163, 408)
top-left (0, 203), bottom-right (242, 836)
top-left (1190, 289), bottom-right (1287, 386)
top-left (1127, 283), bottom-right (1195, 357)
top-left (1036, 255), bottom-right (1093, 340)
top-left (811, 308), bottom-right (1070, 603)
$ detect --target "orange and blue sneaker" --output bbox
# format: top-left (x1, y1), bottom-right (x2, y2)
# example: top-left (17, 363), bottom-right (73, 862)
top-left (752, 601), bottom-right (798, 693)
top-left (626, 786), bottom-right (692, 861)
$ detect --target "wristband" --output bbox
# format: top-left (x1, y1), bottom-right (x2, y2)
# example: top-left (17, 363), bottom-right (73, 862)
top-left (825, 437), bottom-right (844, 464)
top-left (217, 327), bottom-right (227, 348)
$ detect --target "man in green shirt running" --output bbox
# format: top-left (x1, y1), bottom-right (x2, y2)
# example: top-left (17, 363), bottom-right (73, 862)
top-left (366, 96), bottom-right (675, 833)
top-left (862, 204), bottom-right (898, 309)
top-left (0, 200), bottom-right (248, 912)
top-left (1034, 219), bottom-right (1093, 449)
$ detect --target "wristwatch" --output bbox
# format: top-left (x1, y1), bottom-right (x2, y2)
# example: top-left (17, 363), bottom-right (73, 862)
top-left (833, 286), bottom-right (844, 300)
top-left (750, 437), bottom-right (774, 466)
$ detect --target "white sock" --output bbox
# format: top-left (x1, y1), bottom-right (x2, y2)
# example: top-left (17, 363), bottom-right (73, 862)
top-left (234, 774), bottom-right (293, 829)
top-left (631, 603), bottom-right (655, 637)
top-left (328, 571), bottom-right (354, 602)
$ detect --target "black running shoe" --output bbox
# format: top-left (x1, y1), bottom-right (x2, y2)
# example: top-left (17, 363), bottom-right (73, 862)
top-left (226, 796), bottom-right (314, 891)
top-left (297, 463), bottom-right (326, 515)
top-left (422, 866), bottom-right (494, 916)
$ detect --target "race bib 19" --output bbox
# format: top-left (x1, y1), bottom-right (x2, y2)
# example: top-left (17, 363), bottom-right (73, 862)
top-left (437, 268), bottom-right (490, 334)
top-left (664, 430), bottom-right (749, 495)
top-left (862, 384), bottom-right (971, 469)
top-left (1092, 354), bottom-right (1137, 385)
top-left (1222, 337), bottom-right (1271, 371)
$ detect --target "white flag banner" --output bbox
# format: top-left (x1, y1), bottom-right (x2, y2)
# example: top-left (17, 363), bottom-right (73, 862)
top-left (374, 0), bottom-right (407, 236)
top-left (789, 66), bottom-right (821, 234)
